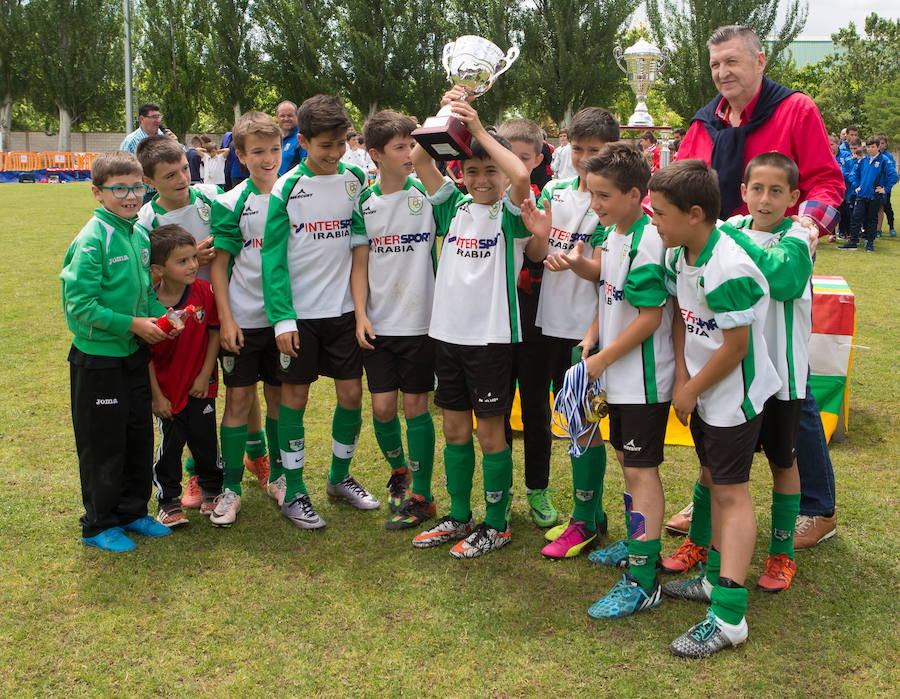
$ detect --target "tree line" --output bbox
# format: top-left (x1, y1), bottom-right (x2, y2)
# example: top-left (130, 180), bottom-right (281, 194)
top-left (3, 1), bottom-right (891, 152)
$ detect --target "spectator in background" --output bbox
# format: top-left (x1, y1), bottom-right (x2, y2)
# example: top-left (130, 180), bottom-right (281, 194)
top-left (120, 103), bottom-right (174, 153)
top-left (276, 100), bottom-right (305, 175)
top-left (551, 129), bottom-right (577, 180)
top-left (531, 133), bottom-right (554, 192)
top-left (220, 130), bottom-right (247, 191)
top-left (839, 124), bottom-right (859, 159)
top-left (876, 134), bottom-right (896, 237)
top-left (187, 136), bottom-right (203, 184)
top-left (670, 127), bottom-right (686, 154)
top-left (201, 138), bottom-right (229, 187)
top-left (639, 129), bottom-right (660, 172)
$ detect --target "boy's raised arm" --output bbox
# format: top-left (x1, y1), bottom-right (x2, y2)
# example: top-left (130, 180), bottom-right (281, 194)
top-left (411, 143), bottom-right (445, 196)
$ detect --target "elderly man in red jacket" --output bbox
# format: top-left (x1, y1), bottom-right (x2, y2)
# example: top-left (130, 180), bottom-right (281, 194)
top-left (662, 26), bottom-right (842, 573)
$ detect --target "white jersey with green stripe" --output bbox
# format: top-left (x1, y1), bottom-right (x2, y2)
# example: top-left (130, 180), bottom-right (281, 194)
top-left (535, 177), bottom-right (606, 340)
top-left (428, 179), bottom-right (532, 345)
top-left (665, 224), bottom-right (780, 427)
top-left (262, 161), bottom-right (367, 335)
top-left (726, 215), bottom-right (812, 400)
top-left (598, 214), bottom-right (674, 404)
top-left (349, 177), bottom-right (438, 336)
top-left (210, 178), bottom-right (270, 329)
top-left (136, 184), bottom-right (221, 281)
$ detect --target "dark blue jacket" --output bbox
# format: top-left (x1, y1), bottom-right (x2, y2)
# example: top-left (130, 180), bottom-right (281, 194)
top-left (850, 152), bottom-right (898, 199)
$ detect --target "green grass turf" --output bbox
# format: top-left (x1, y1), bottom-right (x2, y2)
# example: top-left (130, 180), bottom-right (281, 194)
top-left (1, 182), bottom-right (898, 696)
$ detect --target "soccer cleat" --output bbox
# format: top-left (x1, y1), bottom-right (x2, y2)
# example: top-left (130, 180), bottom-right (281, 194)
top-left (526, 488), bottom-right (558, 528)
top-left (757, 553), bottom-right (797, 593)
top-left (793, 513), bottom-right (836, 549)
top-left (412, 515), bottom-right (473, 548)
top-left (450, 522), bottom-right (511, 559)
top-left (662, 572), bottom-right (713, 603)
top-left (122, 515), bottom-right (171, 537)
top-left (541, 520), bottom-right (597, 559)
top-left (326, 475), bottom-right (380, 510)
top-left (588, 538), bottom-right (629, 568)
top-left (199, 493), bottom-right (217, 516)
top-left (890, 229), bottom-right (897, 237)
top-left (669, 610), bottom-right (748, 659)
top-left (209, 489), bottom-right (241, 527)
top-left (665, 502), bottom-right (693, 536)
top-left (588, 574), bottom-right (663, 619)
top-left (836, 242), bottom-right (858, 250)
top-left (865, 242), bottom-right (875, 252)
top-left (266, 474), bottom-right (286, 508)
top-left (181, 475), bottom-right (202, 508)
top-left (386, 468), bottom-right (411, 513)
top-left (545, 512), bottom-right (607, 541)
top-left (661, 538), bottom-right (708, 574)
top-left (244, 454), bottom-right (270, 489)
top-left (386, 494), bottom-right (436, 530)
top-left (281, 494), bottom-right (326, 530)
top-left (157, 504), bottom-right (188, 528)
top-left (83, 527), bottom-right (136, 552)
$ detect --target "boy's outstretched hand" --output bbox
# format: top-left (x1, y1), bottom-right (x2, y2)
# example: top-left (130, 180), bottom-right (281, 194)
top-left (521, 199), bottom-right (550, 240)
top-left (544, 240), bottom-right (584, 272)
top-left (448, 99), bottom-right (486, 138)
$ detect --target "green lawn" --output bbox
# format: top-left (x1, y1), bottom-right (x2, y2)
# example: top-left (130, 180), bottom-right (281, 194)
top-left (1, 182), bottom-right (897, 697)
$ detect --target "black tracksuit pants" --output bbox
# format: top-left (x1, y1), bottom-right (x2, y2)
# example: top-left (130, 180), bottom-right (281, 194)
top-left (69, 346), bottom-right (153, 538)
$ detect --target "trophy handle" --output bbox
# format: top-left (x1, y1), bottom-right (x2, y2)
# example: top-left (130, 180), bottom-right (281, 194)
top-left (658, 46), bottom-right (670, 73)
top-left (613, 45), bottom-right (626, 74)
top-left (489, 46), bottom-right (519, 85)
top-left (442, 42), bottom-right (455, 78)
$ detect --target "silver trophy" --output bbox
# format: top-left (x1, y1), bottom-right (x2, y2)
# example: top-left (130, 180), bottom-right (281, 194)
top-left (412, 35), bottom-right (520, 160)
top-left (614, 39), bottom-right (669, 127)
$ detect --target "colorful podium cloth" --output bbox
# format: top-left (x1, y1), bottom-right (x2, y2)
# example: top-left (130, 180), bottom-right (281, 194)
top-left (514, 275), bottom-right (855, 445)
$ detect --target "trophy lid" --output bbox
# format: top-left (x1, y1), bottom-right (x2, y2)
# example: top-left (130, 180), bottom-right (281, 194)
top-left (623, 38), bottom-right (663, 58)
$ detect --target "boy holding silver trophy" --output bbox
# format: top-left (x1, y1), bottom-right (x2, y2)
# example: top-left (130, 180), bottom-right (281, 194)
top-left (409, 39), bottom-right (551, 557)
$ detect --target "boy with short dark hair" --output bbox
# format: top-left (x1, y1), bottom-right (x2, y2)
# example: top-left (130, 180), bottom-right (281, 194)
top-left (409, 90), bottom-right (549, 558)
top-left (650, 159), bottom-right (780, 658)
top-left (148, 224), bottom-right (222, 526)
top-left (262, 94), bottom-right (379, 529)
top-left (61, 151), bottom-right (174, 551)
top-left (209, 111), bottom-right (286, 526)
top-left (350, 109), bottom-right (439, 530)
top-left (876, 134), bottom-right (896, 236)
top-left (538, 107), bottom-right (619, 555)
top-left (543, 144), bottom-right (673, 616)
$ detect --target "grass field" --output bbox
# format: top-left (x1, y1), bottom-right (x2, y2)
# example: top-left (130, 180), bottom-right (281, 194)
top-left (1, 182), bottom-right (898, 697)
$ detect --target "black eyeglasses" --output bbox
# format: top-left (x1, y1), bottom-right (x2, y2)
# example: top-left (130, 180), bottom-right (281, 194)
top-left (98, 184), bottom-right (149, 199)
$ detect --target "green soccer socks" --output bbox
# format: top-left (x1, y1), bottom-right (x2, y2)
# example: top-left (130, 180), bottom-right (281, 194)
top-left (628, 537), bottom-right (662, 590)
top-left (570, 445), bottom-right (606, 531)
top-left (279, 406), bottom-right (307, 499)
top-left (245, 429), bottom-right (267, 460)
top-left (265, 416), bottom-right (283, 484)
top-left (770, 490), bottom-right (801, 558)
top-left (688, 481), bottom-right (712, 548)
top-left (445, 441), bottom-right (475, 523)
top-left (373, 416), bottom-right (407, 471)
top-left (329, 405), bottom-right (362, 485)
top-left (483, 448), bottom-right (513, 531)
top-left (220, 424), bottom-right (248, 495)
top-left (407, 412), bottom-right (435, 502)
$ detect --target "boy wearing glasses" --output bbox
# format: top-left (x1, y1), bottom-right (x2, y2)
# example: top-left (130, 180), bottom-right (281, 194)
top-left (61, 151), bottom-right (178, 552)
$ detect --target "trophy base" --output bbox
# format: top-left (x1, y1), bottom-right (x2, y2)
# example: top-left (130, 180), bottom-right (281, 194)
top-left (412, 115), bottom-right (473, 161)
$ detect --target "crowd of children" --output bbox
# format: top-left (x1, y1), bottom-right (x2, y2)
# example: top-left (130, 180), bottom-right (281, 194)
top-left (64, 85), bottom-right (839, 659)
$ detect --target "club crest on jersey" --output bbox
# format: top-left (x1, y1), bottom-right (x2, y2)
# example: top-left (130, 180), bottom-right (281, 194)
top-left (222, 356), bottom-right (235, 374)
top-left (575, 489), bottom-right (594, 502)
top-left (141, 248), bottom-right (150, 266)
top-left (408, 195), bottom-right (424, 214)
top-left (485, 490), bottom-right (504, 504)
top-left (197, 202), bottom-right (211, 222)
top-left (488, 201), bottom-right (501, 219)
top-left (345, 181), bottom-right (359, 199)
top-left (280, 352), bottom-right (291, 369)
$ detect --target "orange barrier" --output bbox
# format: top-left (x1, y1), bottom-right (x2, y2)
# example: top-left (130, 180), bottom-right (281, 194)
top-left (41, 152), bottom-right (79, 169)
top-left (76, 152), bottom-right (102, 170)
top-left (3, 152), bottom-right (41, 171)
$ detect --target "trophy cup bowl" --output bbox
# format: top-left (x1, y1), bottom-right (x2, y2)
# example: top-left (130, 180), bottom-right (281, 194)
top-left (412, 35), bottom-right (519, 161)
top-left (614, 39), bottom-right (669, 127)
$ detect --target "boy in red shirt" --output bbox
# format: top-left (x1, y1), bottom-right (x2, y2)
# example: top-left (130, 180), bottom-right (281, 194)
top-left (148, 224), bottom-right (223, 526)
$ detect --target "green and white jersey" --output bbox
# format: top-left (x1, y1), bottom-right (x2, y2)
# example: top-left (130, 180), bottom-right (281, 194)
top-left (211, 178), bottom-right (270, 329)
top-left (726, 215), bottom-right (812, 400)
top-left (535, 177), bottom-right (606, 340)
top-left (428, 179), bottom-right (532, 345)
top-left (349, 177), bottom-right (438, 336)
top-left (262, 161), bottom-right (367, 335)
top-left (598, 214), bottom-right (674, 404)
top-left (136, 184), bottom-right (222, 281)
top-left (665, 224), bottom-right (780, 427)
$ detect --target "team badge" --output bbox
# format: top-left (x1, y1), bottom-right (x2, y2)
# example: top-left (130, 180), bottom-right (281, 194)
top-left (773, 528), bottom-right (790, 542)
top-left (488, 202), bottom-right (501, 219)
top-left (386, 447), bottom-right (402, 459)
top-left (288, 438), bottom-right (304, 452)
top-left (195, 308), bottom-right (205, 322)
top-left (280, 352), bottom-right (292, 369)
top-left (345, 181), bottom-right (359, 199)
top-left (141, 248), bottom-right (150, 266)
top-left (408, 460), bottom-right (420, 472)
top-left (629, 554), bottom-right (649, 567)
top-left (197, 202), bottom-right (211, 222)
top-left (575, 489), bottom-right (594, 502)
top-left (485, 490), bottom-right (503, 504)
top-left (222, 356), bottom-right (235, 374)
top-left (408, 195), bottom-right (424, 214)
